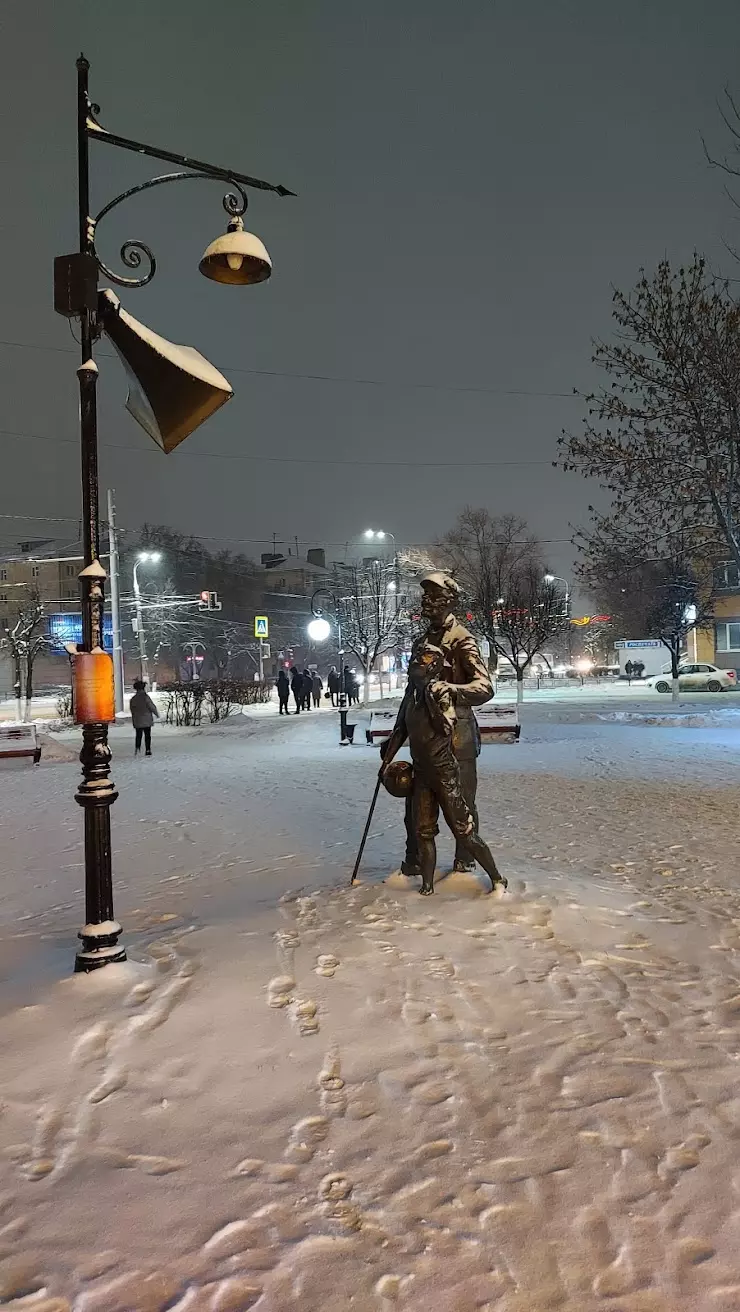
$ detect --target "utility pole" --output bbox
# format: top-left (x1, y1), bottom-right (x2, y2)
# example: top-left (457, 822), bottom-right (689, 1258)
top-left (107, 489), bottom-right (124, 715)
top-left (258, 640), bottom-right (265, 682)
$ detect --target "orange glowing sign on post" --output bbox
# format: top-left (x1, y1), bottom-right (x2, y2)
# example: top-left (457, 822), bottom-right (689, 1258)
top-left (73, 651), bottom-right (115, 725)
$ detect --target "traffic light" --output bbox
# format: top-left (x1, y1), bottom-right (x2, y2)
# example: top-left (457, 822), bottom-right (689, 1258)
top-left (199, 590), bottom-right (222, 611)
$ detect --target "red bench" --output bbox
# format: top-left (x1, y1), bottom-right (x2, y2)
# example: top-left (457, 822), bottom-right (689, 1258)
top-left (0, 724), bottom-right (41, 764)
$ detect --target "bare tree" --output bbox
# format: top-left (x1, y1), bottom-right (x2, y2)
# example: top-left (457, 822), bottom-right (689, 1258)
top-left (1, 593), bottom-right (50, 721)
top-left (576, 521), bottom-right (715, 701)
top-left (439, 509), bottom-right (565, 700)
top-left (493, 568), bottom-right (566, 701)
top-left (330, 559), bottom-right (409, 703)
top-left (210, 622), bottom-right (258, 679)
top-left (125, 579), bottom-right (185, 684)
top-left (576, 621), bottom-right (617, 667)
top-left (559, 256), bottom-right (740, 573)
top-left (703, 90), bottom-right (740, 263)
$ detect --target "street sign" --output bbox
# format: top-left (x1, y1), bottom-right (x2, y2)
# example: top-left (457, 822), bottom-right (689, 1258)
top-left (260, 642), bottom-right (271, 659)
top-left (254, 616), bottom-right (269, 638)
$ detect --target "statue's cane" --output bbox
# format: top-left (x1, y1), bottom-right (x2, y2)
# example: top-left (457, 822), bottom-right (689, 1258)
top-left (349, 774), bottom-right (383, 886)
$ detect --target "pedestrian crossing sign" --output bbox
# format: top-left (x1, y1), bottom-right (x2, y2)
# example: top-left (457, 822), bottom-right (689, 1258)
top-left (254, 616), bottom-right (269, 638)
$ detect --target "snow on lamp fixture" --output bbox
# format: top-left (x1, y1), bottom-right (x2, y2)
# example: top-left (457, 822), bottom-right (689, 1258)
top-left (199, 215), bottom-right (272, 286)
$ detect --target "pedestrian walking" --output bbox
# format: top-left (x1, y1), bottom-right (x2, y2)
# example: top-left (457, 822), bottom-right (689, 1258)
top-left (130, 679), bottom-right (159, 756)
top-left (277, 668), bottom-right (290, 715)
top-left (302, 668), bottom-right (314, 711)
top-left (290, 665), bottom-right (303, 714)
top-left (312, 670), bottom-right (324, 708)
top-left (327, 665), bottom-right (340, 707)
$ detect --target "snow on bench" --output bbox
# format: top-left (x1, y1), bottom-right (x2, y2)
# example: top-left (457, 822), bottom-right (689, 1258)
top-left (366, 710), bottom-right (396, 743)
top-left (476, 702), bottom-right (519, 744)
top-left (0, 723), bottom-right (42, 763)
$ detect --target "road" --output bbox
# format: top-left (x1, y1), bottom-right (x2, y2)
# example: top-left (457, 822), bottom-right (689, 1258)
top-left (1, 701), bottom-right (740, 1309)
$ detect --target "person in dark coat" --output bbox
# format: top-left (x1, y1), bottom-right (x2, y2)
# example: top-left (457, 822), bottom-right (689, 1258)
top-left (312, 670), bottom-right (324, 708)
top-left (130, 679), bottom-right (159, 756)
top-left (277, 668), bottom-right (290, 714)
top-left (344, 665), bottom-right (359, 705)
top-left (290, 665), bottom-right (303, 714)
top-left (302, 669), bottom-right (314, 711)
top-left (327, 665), bottom-right (341, 707)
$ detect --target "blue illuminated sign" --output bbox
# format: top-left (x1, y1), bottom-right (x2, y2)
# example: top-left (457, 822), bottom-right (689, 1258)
top-left (48, 613), bottom-right (113, 652)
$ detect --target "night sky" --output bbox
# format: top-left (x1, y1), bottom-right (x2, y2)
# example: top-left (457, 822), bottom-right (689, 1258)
top-left (1, 0), bottom-right (739, 593)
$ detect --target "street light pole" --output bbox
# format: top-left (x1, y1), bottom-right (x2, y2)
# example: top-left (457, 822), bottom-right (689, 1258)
top-left (364, 529), bottom-right (400, 689)
top-left (311, 590), bottom-right (350, 744)
top-left (73, 56), bottom-right (123, 974)
top-left (55, 54), bottom-right (293, 972)
top-left (132, 552), bottom-right (161, 685)
top-left (107, 489), bottom-right (124, 716)
top-left (545, 573), bottom-right (572, 664)
top-left (132, 561), bottom-right (149, 684)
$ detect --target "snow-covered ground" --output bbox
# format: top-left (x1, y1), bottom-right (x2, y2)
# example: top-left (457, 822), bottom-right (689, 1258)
top-left (2, 704), bottom-right (740, 1309)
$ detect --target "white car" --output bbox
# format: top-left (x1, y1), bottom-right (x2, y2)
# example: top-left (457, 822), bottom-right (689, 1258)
top-left (646, 663), bottom-right (737, 693)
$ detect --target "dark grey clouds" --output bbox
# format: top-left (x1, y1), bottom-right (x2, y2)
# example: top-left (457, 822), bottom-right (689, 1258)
top-left (0, 0), bottom-right (738, 592)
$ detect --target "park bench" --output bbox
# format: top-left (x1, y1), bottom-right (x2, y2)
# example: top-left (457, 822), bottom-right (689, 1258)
top-left (0, 723), bottom-right (42, 764)
top-left (475, 702), bottom-right (519, 744)
top-left (366, 703), bottom-right (520, 745)
top-left (366, 710), bottom-right (396, 743)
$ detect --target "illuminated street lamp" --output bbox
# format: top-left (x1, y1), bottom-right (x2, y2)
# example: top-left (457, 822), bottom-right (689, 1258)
top-left (544, 572), bottom-right (572, 662)
top-left (307, 617), bottom-right (332, 644)
top-left (132, 551), bottom-right (162, 684)
top-left (53, 55), bottom-right (294, 972)
top-left (311, 590), bottom-right (354, 744)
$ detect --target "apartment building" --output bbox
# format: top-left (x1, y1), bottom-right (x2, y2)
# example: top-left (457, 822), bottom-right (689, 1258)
top-left (688, 559), bottom-right (740, 671)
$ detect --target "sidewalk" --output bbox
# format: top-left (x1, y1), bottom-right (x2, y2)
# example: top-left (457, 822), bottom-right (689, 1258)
top-left (2, 707), bottom-right (740, 1307)
top-left (1, 865), bottom-right (739, 1310)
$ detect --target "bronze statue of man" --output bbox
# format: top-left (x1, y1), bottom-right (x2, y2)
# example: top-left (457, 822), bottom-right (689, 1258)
top-left (380, 572), bottom-right (506, 896)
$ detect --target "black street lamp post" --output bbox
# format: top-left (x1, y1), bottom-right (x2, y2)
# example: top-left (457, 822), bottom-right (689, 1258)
top-left (310, 589), bottom-right (352, 744)
top-left (55, 55), bottom-right (293, 972)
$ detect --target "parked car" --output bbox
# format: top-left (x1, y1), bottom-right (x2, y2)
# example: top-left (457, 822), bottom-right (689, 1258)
top-left (646, 663), bottom-right (737, 693)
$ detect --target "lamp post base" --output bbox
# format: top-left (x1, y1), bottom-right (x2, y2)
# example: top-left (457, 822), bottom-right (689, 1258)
top-left (74, 722), bottom-right (124, 972)
top-left (75, 935), bottom-right (127, 973)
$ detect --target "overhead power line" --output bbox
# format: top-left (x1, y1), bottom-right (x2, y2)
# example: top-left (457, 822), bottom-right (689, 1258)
top-left (0, 336), bottom-right (577, 400)
top-left (0, 511), bottom-right (575, 547)
top-left (0, 425), bottom-right (564, 470)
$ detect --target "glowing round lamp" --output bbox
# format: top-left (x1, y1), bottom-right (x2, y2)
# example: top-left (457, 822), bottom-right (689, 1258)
top-left (307, 617), bottom-right (331, 643)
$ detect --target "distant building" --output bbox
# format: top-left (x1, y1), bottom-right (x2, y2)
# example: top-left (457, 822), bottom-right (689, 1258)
top-left (258, 549), bottom-right (331, 671)
top-left (0, 540), bottom-right (82, 618)
top-left (0, 541), bottom-right (105, 697)
top-left (259, 547), bottom-right (330, 596)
